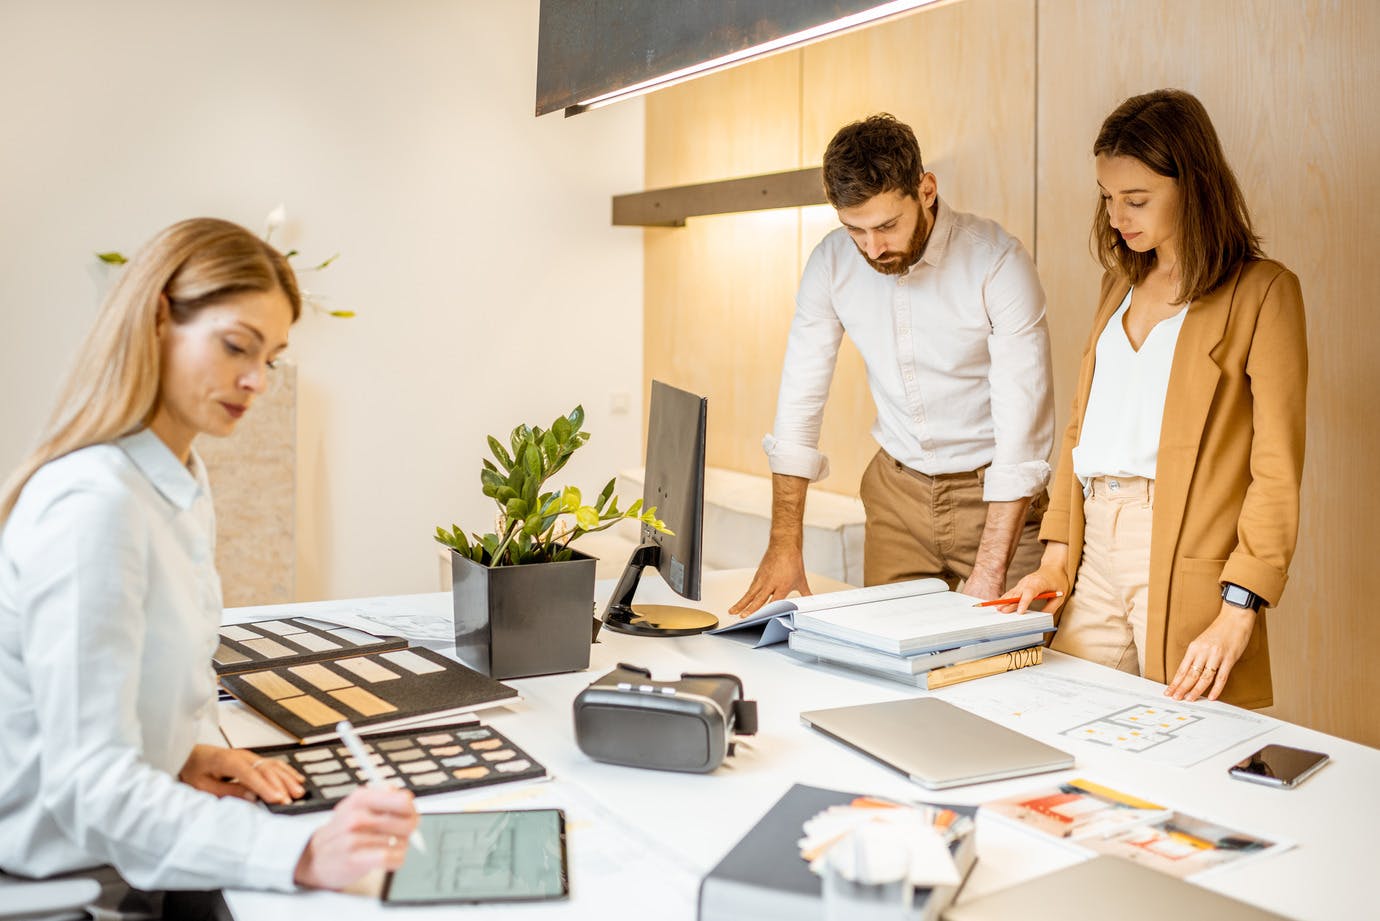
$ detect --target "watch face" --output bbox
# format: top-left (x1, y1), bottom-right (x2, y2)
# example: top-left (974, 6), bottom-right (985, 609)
top-left (1223, 584), bottom-right (1247, 604)
top-left (1222, 583), bottom-right (1258, 609)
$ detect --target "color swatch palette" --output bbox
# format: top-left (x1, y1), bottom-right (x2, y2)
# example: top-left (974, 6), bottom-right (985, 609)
top-left (220, 645), bottom-right (519, 743)
top-left (252, 721), bottom-right (547, 814)
top-left (214, 617), bottom-right (407, 677)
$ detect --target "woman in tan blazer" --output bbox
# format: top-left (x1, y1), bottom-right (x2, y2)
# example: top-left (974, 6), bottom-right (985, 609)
top-left (1007, 90), bottom-right (1307, 709)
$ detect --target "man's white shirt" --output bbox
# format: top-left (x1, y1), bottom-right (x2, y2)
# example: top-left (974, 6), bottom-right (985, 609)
top-left (765, 197), bottom-right (1054, 502)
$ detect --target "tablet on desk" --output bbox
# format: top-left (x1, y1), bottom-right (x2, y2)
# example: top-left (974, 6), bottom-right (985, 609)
top-left (380, 809), bottom-right (568, 905)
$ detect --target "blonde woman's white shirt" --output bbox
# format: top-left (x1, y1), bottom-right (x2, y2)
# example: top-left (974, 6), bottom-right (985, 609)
top-left (1072, 288), bottom-right (1189, 485)
top-left (0, 428), bottom-right (314, 890)
top-left (765, 198), bottom-right (1055, 502)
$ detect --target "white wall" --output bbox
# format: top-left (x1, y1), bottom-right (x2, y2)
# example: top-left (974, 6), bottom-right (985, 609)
top-left (0, 0), bottom-right (646, 600)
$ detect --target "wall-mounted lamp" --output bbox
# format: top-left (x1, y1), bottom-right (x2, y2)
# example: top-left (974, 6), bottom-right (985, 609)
top-left (536, 0), bottom-right (947, 117)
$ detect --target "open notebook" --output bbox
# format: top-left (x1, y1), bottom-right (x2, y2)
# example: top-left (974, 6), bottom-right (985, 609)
top-left (713, 578), bottom-right (1053, 654)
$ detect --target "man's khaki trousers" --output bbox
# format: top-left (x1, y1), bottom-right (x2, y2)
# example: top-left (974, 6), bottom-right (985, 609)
top-left (859, 448), bottom-right (1046, 592)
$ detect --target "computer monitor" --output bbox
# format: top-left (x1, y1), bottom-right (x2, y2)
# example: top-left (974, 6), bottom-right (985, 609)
top-left (600, 380), bottom-right (718, 637)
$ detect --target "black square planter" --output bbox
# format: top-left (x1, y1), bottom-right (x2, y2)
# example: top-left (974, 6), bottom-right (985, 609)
top-left (450, 549), bottom-right (597, 679)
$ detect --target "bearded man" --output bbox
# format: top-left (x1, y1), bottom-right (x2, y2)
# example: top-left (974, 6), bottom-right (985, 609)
top-left (731, 113), bottom-right (1055, 614)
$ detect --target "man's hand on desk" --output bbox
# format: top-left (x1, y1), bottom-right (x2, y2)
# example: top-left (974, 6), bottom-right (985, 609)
top-left (179, 743), bottom-right (305, 806)
top-left (294, 787), bottom-right (419, 890)
top-left (730, 545), bottom-right (813, 616)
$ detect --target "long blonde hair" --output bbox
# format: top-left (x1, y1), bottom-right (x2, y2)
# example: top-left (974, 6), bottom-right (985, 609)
top-left (0, 218), bottom-right (301, 525)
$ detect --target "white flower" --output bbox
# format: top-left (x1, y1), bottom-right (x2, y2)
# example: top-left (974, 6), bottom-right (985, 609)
top-left (264, 203), bottom-right (287, 241)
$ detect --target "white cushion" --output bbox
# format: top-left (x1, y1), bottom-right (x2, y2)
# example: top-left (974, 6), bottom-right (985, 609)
top-left (612, 466), bottom-right (865, 586)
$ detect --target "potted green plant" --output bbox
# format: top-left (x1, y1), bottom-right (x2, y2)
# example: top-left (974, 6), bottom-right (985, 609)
top-left (436, 405), bottom-right (670, 678)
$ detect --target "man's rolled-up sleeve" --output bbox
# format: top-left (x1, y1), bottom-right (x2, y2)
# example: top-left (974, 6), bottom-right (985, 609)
top-left (765, 246), bottom-right (844, 483)
top-left (983, 239), bottom-right (1055, 502)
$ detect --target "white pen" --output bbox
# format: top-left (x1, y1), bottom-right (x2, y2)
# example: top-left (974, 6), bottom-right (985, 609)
top-left (336, 720), bottom-right (426, 853)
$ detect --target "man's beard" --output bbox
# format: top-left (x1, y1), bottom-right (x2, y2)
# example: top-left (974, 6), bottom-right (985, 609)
top-left (859, 212), bottom-right (931, 276)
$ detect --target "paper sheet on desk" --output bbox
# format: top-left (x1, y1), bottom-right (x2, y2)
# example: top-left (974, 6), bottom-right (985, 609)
top-left (435, 779), bottom-right (701, 918)
top-left (294, 605), bottom-right (455, 645)
top-left (938, 671), bottom-right (1272, 768)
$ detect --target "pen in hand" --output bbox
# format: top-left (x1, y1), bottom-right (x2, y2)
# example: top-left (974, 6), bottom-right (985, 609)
top-left (336, 720), bottom-right (426, 853)
top-left (972, 591), bottom-right (1063, 608)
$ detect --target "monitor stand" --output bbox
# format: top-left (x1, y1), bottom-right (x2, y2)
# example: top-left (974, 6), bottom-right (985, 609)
top-left (601, 542), bottom-right (719, 637)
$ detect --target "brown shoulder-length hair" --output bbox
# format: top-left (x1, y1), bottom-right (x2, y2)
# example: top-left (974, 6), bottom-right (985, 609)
top-left (822, 114), bottom-right (924, 209)
top-left (1092, 89), bottom-right (1262, 303)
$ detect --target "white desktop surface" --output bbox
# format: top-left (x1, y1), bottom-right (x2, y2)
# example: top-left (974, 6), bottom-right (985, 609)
top-left (221, 571), bottom-right (1376, 920)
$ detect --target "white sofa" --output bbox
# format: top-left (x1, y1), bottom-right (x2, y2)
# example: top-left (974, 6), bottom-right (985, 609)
top-left (581, 466), bottom-right (865, 585)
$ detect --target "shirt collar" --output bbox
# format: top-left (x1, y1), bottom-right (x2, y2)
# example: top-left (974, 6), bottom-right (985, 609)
top-left (117, 428), bottom-right (206, 511)
top-left (916, 196), bottom-right (954, 270)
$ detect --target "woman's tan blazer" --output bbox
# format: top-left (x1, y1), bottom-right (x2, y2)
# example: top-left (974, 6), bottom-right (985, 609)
top-left (1040, 259), bottom-right (1307, 708)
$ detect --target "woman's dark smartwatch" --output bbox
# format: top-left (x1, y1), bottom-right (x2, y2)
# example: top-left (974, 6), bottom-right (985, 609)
top-left (1221, 582), bottom-right (1264, 612)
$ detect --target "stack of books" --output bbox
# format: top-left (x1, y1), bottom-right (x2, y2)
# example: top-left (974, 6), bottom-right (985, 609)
top-left (716, 579), bottom-right (1053, 689)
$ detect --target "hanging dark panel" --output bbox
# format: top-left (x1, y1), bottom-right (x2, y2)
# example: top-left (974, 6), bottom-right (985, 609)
top-left (536, 0), bottom-right (898, 116)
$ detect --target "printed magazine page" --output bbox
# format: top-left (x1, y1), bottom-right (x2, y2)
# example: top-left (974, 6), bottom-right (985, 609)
top-left (982, 778), bottom-right (1293, 879)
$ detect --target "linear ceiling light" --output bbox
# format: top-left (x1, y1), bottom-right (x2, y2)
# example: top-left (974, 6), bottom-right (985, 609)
top-left (565, 0), bottom-right (944, 115)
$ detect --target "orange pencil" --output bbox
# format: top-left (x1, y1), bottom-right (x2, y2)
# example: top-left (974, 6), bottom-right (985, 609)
top-left (972, 590), bottom-right (1063, 608)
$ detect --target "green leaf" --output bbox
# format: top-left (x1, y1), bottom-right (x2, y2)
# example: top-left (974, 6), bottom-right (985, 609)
top-left (596, 478), bottom-right (615, 512)
top-left (480, 467), bottom-right (505, 496)
top-left (575, 506), bottom-right (600, 530)
top-left (313, 253), bottom-right (340, 271)
top-left (554, 548), bottom-right (574, 563)
top-left (96, 251), bottom-right (127, 265)
top-left (561, 485), bottom-right (582, 512)
top-left (505, 497), bottom-right (528, 519)
top-left (627, 498), bottom-right (643, 517)
top-left (488, 436), bottom-right (514, 470)
top-left (523, 442), bottom-right (542, 480)
top-left (568, 405), bottom-right (585, 433)
top-left (541, 430), bottom-right (559, 466)
top-left (552, 415), bottom-right (572, 444)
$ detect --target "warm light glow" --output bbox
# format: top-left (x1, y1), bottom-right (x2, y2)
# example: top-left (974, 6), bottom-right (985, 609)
top-left (572, 0), bottom-right (943, 113)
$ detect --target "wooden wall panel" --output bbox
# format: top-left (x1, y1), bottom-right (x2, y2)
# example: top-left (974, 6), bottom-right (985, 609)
top-left (1037, 0), bottom-right (1380, 745)
top-left (644, 52), bottom-right (803, 478)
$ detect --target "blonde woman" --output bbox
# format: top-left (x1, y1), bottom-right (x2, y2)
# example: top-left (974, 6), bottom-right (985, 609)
top-left (1007, 90), bottom-right (1307, 708)
top-left (0, 219), bottom-right (417, 910)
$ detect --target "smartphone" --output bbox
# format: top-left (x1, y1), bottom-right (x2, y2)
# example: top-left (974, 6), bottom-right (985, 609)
top-left (1228, 744), bottom-right (1329, 788)
top-left (380, 808), bottom-right (568, 905)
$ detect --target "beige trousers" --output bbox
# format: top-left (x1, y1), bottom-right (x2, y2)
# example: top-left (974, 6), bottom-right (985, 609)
top-left (1050, 475), bottom-right (1153, 675)
top-left (859, 448), bottom-right (1046, 591)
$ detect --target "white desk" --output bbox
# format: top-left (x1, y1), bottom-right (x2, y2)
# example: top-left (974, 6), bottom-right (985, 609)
top-left (222, 573), bottom-right (1377, 920)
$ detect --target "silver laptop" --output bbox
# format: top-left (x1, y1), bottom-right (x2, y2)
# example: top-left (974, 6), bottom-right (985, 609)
top-left (799, 697), bottom-right (1072, 789)
top-left (943, 856), bottom-right (1290, 920)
